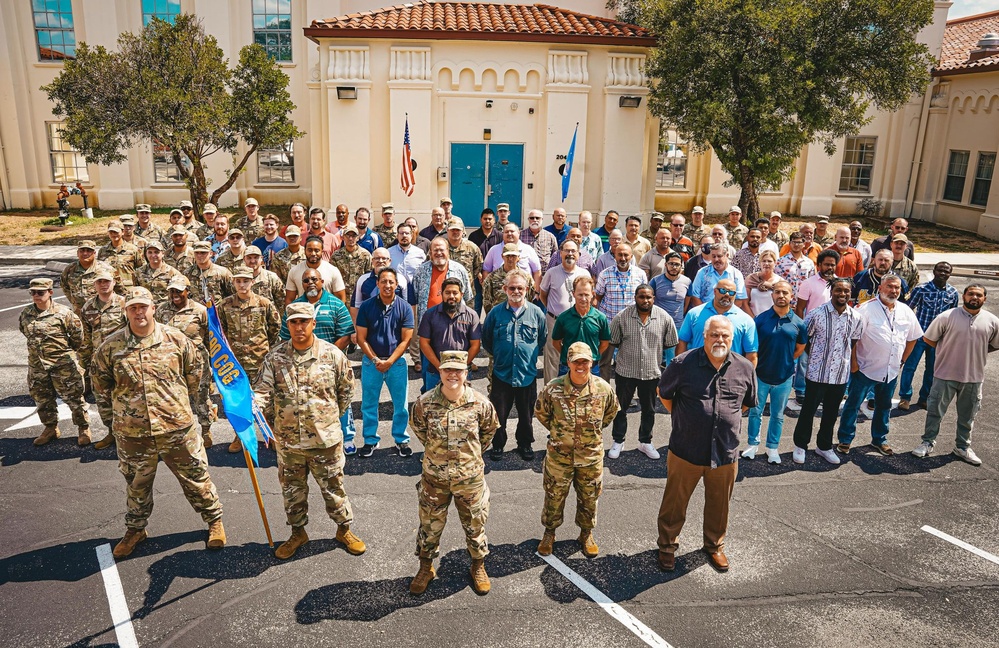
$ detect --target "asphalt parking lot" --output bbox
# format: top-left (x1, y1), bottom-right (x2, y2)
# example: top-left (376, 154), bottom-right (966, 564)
top-left (0, 264), bottom-right (997, 648)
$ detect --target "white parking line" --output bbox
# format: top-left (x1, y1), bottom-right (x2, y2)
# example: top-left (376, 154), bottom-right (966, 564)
top-left (921, 525), bottom-right (999, 566)
top-left (0, 294), bottom-right (67, 313)
top-left (538, 553), bottom-right (675, 648)
top-left (95, 543), bottom-right (139, 648)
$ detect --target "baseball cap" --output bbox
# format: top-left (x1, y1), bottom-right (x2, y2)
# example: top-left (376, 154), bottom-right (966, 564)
top-left (179, 200), bottom-right (193, 209)
top-left (244, 245), bottom-right (262, 256)
top-left (93, 269), bottom-right (114, 282)
top-left (232, 266), bottom-right (254, 279)
top-left (439, 197), bottom-right (453, 205)
top-left (192, 241), bottom-right (212, 252)
top-left (729, 206), bottom-right (742, 214)
top-left (77, 240), bottom-right (97, 250)
top-left (145, 239), bottom-right (165, 251)
top-left (169, 208), bottom-right (184, 217)
top-left (227, 228), bottom-right (244, 239)
top-left (447, 217), bottom-right (465, 230)
top-left (202, 203), bottom-right (218, 214)
top-left (119, 214), bottom-right (136, 225)
top-left (438, 350), bottom-right (469, 370)
top-left (692, 206), bottom-right (705, 214)
top-left (285, 225), bottom-right (301, 237)
top-left (816, 215), bottom-right (830, 223)
top-left (567, 341), bottom-right (593, 363)
top-left (167, 275), bottom-right (190, 291)
top-left (497, 203), bottom-right (510, 211)
top-left (891, 234), bottom-right (909, 243)
top-left (107, 221), bottom-right (123, 233)
top-left (285, 302), bottom-right (316, 321)
top-left (124, 287), bottom-right (154, 307)
top-left (343, 224), bottom-right (359, 236)
top-left (134, 204), bottom-right (151, 213)
top-left (244, 197), bottom-right (259, 206)
top-left (381, 202), bottom-right (395, 213)
top-left (29, 278), bottom-right (54, 290)
top-left (651, 212), bottom-right (665, 221)
top-left (502, 243), bottom-right (520, 256)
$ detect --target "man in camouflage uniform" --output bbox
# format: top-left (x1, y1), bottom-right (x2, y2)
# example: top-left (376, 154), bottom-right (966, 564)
top-left (244, 245), bottom-right (286, 317)
top-left (373, 202), bottom-right (397, 248)
top-left (61, 240), bottom-right (123, 314)
top-left (19, 277), bottom-right (92, 446)
top-left (331, 225), bottom-right (371, 309)
top-left (120, 214), bottom-right (148, 255)
top-left (180, 200), bottom-right (203, 233)
top-left (409, 351), bottom-right (500, 596)
top-left (253, 302), bottom-right (367, 560)
top-left (164, 227), bottom-right (195, 274)
top-left (535, 341), bottom-right (619, 558)
top-left (135, 239), bottom-right (183, 304)
top-left (482, 244), bottom-right (536, 313)
top-left (215, 229), bottom-right (247, 272)
top-left (185, 240), bottom-right (234, 306)
top-left (271, 224), bottom-right (305, 284)
top-left (93, 286), bottom-right (226, 558)
top-left (683, 206), bottom-right (711, 244)
top-left (641, 212), bottom-right (665, 242)
top-left (155, 275), bottom-right (215, 447)
top-left (219, 266), bottom-right (281, 454)
top-left (79, 270), bottom-right (127, 449)
top-left (446, 217), bottom-right (484, 295)
top-left (235, 197), bottom-right (264, 242)
top-left (134, 204), bottom-right (165, 243)
top-left (195, 204), bottom-right (219, 241)
top-left (98, 221), bottom-right (143, 287)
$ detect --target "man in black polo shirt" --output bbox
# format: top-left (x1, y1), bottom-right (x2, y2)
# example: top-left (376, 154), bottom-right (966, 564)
top-left (656, 315), bottom-right (756, 573)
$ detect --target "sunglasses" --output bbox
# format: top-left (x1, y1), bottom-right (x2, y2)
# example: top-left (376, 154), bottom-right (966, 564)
top-left (303, 277), bottom-right (321, 284)
top-left (29, 289), bottom-right (48, 296)
top-left (716, 288), bottom-right (737, 296)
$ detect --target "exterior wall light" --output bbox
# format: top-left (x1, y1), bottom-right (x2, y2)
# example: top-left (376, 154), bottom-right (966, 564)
top-left (336, 86), bottom-right (358, 100)
top-left (619, 96), bottom-right (642, 108)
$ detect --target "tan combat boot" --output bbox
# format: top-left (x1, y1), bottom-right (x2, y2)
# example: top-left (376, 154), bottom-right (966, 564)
top-left (469, 558), bottom-right (491, 595)
top-left (202, 426), bottom-right (213, 449)
top-left (77, 427), bottom-right (92, 446)
top-left (274, 526), bottom-right (309, 560)
top-left (537, 529), bottom-right (556, 556)
top-left (410, 557), bottom-right (436, 595)
top-left (228, 437), bottom-right (243, 454)
top-left (336, 525), bottom-right (366, 555)
top-left (93, 434), bottom-right (115, 450)
top-left (33, 426), bottom-right (60, 446)
top-left (578, 530), bottom-right (599, 557)
top-left (112, 529), bottom-right (147, 558)
top-left (207, 520), bottom-right (226, 549)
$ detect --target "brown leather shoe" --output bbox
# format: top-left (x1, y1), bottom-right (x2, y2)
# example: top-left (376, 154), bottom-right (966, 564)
top-left (578, 530), bottom-right (599, 557)
top-left (77, 427), bottom-right (91, 446)
top-left (274, 526), bottom-right (309, 560)
top-left (469, 558), bottom-right (491, 595)
top-left (33, 426), bottom-right (60, 446)
top-left (93, 434), bottom-right (115, 450)
top-left (537, 529), bottom-right (556, 556)
top-left (228, 437), bottom-right (243, 454)
top-left (410, 557), bottom-right (436, 595)
top-left (207, 520), bottom-right (226, 549)
top-left (657, 552), bottom-right (675, 571)
top-left (898, 399), bottom-right (910, 411)
top-left (704, 549), bottom-right (729, 572)
top-left (336, 525), bottom-right (366, 555)
top-left (112, 529), bottom-right (147, 558)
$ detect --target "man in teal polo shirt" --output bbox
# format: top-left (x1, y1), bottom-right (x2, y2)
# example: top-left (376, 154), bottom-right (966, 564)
top-left (677, 279), bottom-right (758, 366)
top-left (551, 275), bottom-right (610, 377)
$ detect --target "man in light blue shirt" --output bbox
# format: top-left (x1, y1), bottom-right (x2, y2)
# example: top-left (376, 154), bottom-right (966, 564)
top-left (689, 244), bottom-right (747, 306)
top-left (677, 279), bottom-right (758, 365)
top-left (388, 223), bottom-right (427, 284)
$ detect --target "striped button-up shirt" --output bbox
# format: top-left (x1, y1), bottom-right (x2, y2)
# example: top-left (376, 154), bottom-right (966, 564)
top-left (610, 305), bottom-right (678, 380)
top-left (595, 266), bottom-right (648, 320)
top-left (521, 228), bottom-right (559, 274)
top-left (907, 281), bottom-right (959, 330)
top-left (803, 302), bottom-right (863, 385)
top-left (279, 289), bottom-right (354, 343)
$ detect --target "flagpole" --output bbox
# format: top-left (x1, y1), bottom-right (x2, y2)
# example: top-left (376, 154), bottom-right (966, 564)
top-left (242, 447), bottom-right (274, 547)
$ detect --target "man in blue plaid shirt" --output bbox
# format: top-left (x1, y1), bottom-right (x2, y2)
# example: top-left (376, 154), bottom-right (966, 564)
top-left (897, 262), bottom-right (959, 411)
top-left (594, 242), bottom-right (647, 379)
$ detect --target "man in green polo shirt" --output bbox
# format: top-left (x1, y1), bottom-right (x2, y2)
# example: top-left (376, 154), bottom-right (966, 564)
top-left (551, 275), bottom-right (610, 378)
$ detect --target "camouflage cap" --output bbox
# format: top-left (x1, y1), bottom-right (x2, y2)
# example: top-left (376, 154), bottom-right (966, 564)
top-left (202, 203), bottom-right (218, 214)
top-left (438, 350), bottom-right (469, 370)
top-left (77, 239), bottom-right (97, 250)
top-left (192, 240), bottom-right (212, 252)
top-left (769, 211), bottom-right (782, 219)
top-left (169, 226), bottom-right (188, 237)
top-left (135, 203), bottom-right (152, 213)
top-left (692, 206), bottom-right (705, 214)
top-left (167, 275), bottom-right (190, 291)
top-left (169, 208), bottom-right (184, 217)
top-left (179, 200), bottom-right (193, 209)
top-left (119, 214), bottom-right (136, 224)
top-left (567, 341), bottom-right (593, 363)
top-left (501, 243), bottom-right (520, 256)
top-left (93, 269), bottom-right (114, 282)
top-left (381, 202), bottom-right (395, 213)
top-left (227, 228), bottom-right (244, 238)
top-left (124, 286), bottom-right (154, 307)
top-left (29, 278), bottom-right (54, 290)
top-left (244, 245), bottom-right (262, 256)
top-left (285, 302), bottom-right (315, 321)
top-left (447, 217), bottom-right (465, 230)
top-left (343, 224), bottom-right (359, 236)
top-left (892, 233), bottom-right (909, 243)
top-left (439, 196), bottom-right (453, 205)
top-left (145, 238), bottom-right (165, 251)
top-left (650, 212), bottom-right (665, 221)
top-left (107, 220), bottom-right (123, 232)
top-left (244, 197), bottom-right (259, 206)
top-left (497, 203), bottom-right (510, 211)
top-left (285, 224), bottom-right (301, 237)
top-left (232, 265), bottom-right (254, 279)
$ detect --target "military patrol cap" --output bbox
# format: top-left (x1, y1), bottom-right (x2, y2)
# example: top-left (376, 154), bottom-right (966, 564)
top-left (381, 202), bottom-right (395, 214)
top-left (77, 239), bottom-right (97, 250)
top-left (343, 224), bottom-right (359, 236)
top-left (816, 214), bottom-right (830, 223)
top-left (227, 228), bottom-right (244, 238)
top-left (728, 205), bottom-right (742, 214)
top-left (145, 238), bottom-right (165, 251)
top-left (769, 211), bottom-right (782, 219)
top-left (244, 245), bottom-right (262, 256)
top-left (135, 203), bottom-right (152, 213)
top-left (245, 197), bottom-right (259, 206)
top-left (567, 341), bottom-right (593, 363)
top-left (192, 241), bottom-right (212, 252)
top-left (169, 208), bottom-right (184, 217)
top-left (439, 197), bottom-right (453, 206)
top-left (202, 203), bottom-right (218, 214)
top-left (29, 278), bottom-right (54, 290)
top-left (692, 206), bottom-right (705, 215)
top-left (169, 226), bottom-right (188, 237)
top-left (179, 200), bottom-right (194, 209)
top-left (497, 203), bottom-right (510, 211)
top-left (438, 350), bottom-right (469, 370)
top-left (447, 217), bottom-right (465, 230)
top-left (232, 265), bottom-right (254, 279)
top-left (119, 214), bottom-right (136, 225)
top-left (167, 275), bottom-right (190, 291)
top-left (125, 286), bottom-right (154, 307)
top-left (285, 302), bottom-right (315, 321)
top-left (107, 220), bottom-right (123, 233)
top-left (502, 243), bottom-right (520, 256)
top-left (285, 225), bottom-right (301, 237)
top-left (892, 233), bottom-right (909, 243)
top-left (651, 212), bottom-right (665, 221)
top-left (93, 269), bottom-right (114, 282)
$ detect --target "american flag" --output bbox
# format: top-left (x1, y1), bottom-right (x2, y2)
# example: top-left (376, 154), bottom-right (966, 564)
top-left (401, 115), bottom-right (415, 196)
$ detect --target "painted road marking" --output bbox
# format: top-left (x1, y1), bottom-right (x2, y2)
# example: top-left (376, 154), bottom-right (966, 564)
top-left (921, 525), bottom-right (999, 566)
top-left (538, 553), bottom-right (675, 648)
top-left (0, 294), bottom-right (67, 314)
top-left (95, 543), bottom-right (139, 648)
top-left (3, 400), bottom-right (95, 432)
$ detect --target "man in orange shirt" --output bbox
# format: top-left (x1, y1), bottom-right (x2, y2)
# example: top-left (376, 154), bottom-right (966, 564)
top-left (829, 226), bottom-right (865, 277)
top-left (780, 224), bottom-right (822, 263)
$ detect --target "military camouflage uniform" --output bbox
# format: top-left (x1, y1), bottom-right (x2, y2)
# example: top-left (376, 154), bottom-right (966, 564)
top-left (183, 220), bottom-right (204, 235)
top-left (185, 263), bottom-right (235, 306)
top-left (61, 260), bottom-right (124, 313)
top-left (79, 293), bottom-right (127, 424)
top-left (331, 246), bottom-right (371, 308)
top-left (373, 223), bottom-right (397, 248)
top-left (640, 226), bottom-right (663, 242)
top-left (92, 322), bottom-right (222, 531)
top-left (251, 269), bottom-right (287, 317)
top-left (123, 234), bottom-right (148, 256)
top-left (135, 222), bottom-right (165, 244)
top-left (98, 242), bottom-right (144, 287)
top-left (164, 247), bottom-right (195, 274)
top-left (19, 301), bottom-right (90, 430)
top-left (728, 224), bottom-right (750, 250)
top-left (215, 248), bottom-right (246, 273)
top-left (448, 240), bottom-right (483, 284)
top-left (271, 246), bottom-right (306, 284)
top-left (535, 375), bottom-right (619, 532)
top-left (195, 222), bottom-right (215, 242)
top-left (155, 299), bottom-right (214, 428)
top-left (235, 215), bottom-right (263, 242)
top-left (135, 263), bottom-right (183, 304)
top-left (481, 267), bottom-right (536, 314)
top-left (683, 224), bottom-right (711, 245)
top-left (410, 385), bottom-right (499, 559)
top-left (769, 229), bottom-right (789, 249)
top-left (254, 338), bottom-right (355, 528)
top-left (217, 292), bottom-right (281, 382)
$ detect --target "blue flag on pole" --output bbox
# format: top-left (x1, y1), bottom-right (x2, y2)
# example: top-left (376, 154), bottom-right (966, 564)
top-left (205, 299), bottom-right (274, 466)
top-left (561, 122), bottom-right (579, 202)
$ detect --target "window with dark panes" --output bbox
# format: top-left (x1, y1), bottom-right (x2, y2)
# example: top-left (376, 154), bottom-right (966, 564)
top-left (258, 140), bottom-right (295, 183)
top-left (838, 136), bottom-right (876, 193)
top-left (33, 0), bottom-right (76, 61)
top-left (252, 0), bottom-right (292, 62)
top-left (970, 152), bottom-right (995, 207)
top-left (942, 150), bottom-right (970, 202)
top-left (153, 139), bottom-right (192, 183)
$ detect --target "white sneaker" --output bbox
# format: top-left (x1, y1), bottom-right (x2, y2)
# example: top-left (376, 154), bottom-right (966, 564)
top-left (815, 448), bottom-right (841, 465)
top-left (608, 442), bottom-right (623, 459)
top-left (637, 443), bottom-right (661, 459)
top-left (741, 445), bottom-right (758, 460)
top-left (766, 448), bottom-right (782, 464)
top-left (911, 441), bottom-right (934, 458)
top-left (858, 403), bottom-right (874, 421)
top-left (953, 447), bottom-right (982, 466)
top-left (792, 446), bottom-right (806, 464)
top-left (786, 399), bottom-right (802, 412)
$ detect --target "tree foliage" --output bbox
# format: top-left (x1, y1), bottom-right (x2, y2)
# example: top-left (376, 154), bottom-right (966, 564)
top-left (43, 14), bottom-right (302, 212)
top-left (638, 0), bottom-right (936, 222)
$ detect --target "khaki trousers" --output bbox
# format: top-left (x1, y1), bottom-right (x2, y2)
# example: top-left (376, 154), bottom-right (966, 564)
top-left (657, 451), bottom-right (737, 555)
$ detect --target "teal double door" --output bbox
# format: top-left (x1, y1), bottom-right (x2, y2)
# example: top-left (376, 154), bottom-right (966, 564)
top-left (450, 143), bottom-right (524, 225)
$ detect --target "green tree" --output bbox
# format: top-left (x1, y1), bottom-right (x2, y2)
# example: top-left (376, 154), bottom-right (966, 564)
top-left (43, 14), bottom-right (302, 213)
top-left (639, 0), bottom-right (935, 223)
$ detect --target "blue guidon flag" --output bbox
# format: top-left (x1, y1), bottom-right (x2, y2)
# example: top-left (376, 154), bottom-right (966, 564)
top-left (561, 122), bottom-right (579, 203)
top-left (205, 296), bottom-right (274, 465)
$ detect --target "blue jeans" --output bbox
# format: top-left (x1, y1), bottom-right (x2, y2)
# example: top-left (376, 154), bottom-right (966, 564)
top-left (793, 350), bottom-right (808, 398)
top-left (898, 339), bottom-right (935, 403)
top-left (360, 355), bottom-right (410, 446)
top-left (747, 375), bottom-right (793, 449)
top-left (474, 278), bottom-right (483, 314)
top-left (341, 406), bottom-right (356, 444)
top-left (837, 371), bottom-right (897, 447)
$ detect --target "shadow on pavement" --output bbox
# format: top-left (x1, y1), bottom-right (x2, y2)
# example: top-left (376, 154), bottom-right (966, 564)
top-left (735, 449), bottom-right (956, 481)
top-left (0, 437), bottom-right (117, 466)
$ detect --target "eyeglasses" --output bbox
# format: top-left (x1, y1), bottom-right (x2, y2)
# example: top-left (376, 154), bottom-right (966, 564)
top-left (29, 289), bottom-right (48, 296)
top-left (716, 288), bottom-right (737, 296)
top-left (506, 286), bottom-right (526, 291)
top-left (666, 261), bottom-right (683, 267)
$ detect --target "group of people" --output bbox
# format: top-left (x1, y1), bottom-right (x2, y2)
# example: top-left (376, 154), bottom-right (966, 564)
top-left (20, 198), bottom-right (998, 594)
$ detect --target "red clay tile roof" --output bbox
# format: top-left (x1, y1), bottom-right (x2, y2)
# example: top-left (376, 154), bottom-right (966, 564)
top-left (934, 9), bottom-right (999, 76)
top-left (305, 1), bottom-right (655, 46)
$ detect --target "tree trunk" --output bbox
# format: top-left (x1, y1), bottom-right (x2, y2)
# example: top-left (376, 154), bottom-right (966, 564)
top-left (188, 161), bottom-right (209, 216)
top-left (737, 164), bottom-right (760, 226)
